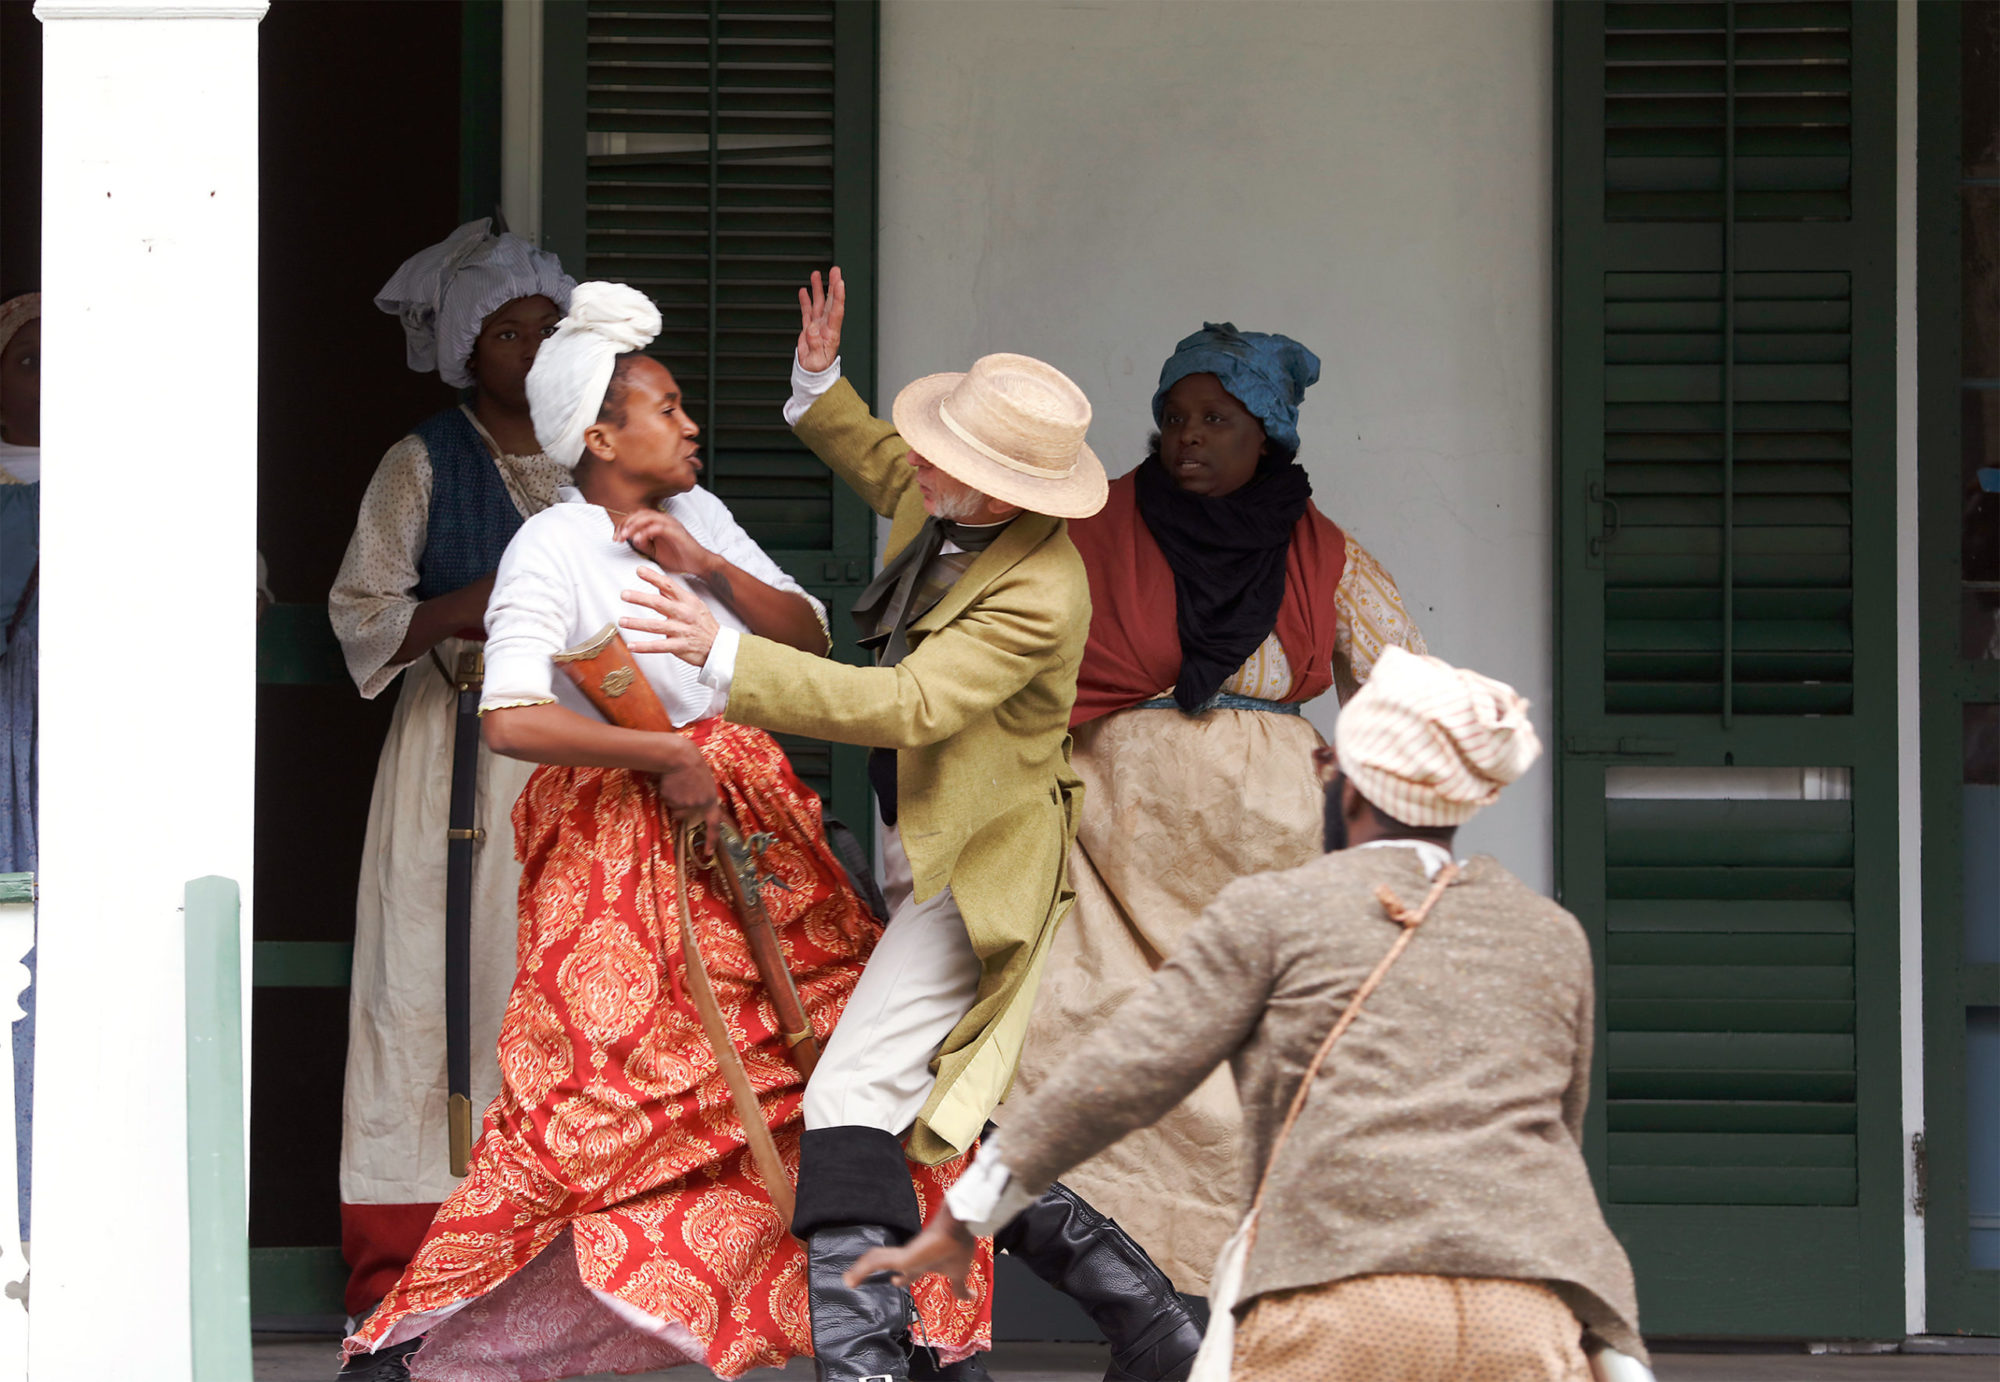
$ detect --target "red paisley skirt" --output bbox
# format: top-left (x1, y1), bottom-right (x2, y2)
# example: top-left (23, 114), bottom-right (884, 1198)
top-left (345, 719), bottom-right (994, 1380)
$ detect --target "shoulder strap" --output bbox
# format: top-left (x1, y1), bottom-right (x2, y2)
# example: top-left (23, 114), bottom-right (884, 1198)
top-left (672, 821), bottom-right (798, 1230)
top-left (1246, 861), bottom-right (1458, 1224)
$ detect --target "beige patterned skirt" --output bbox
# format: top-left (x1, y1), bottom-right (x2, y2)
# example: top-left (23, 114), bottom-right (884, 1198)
top-left (1006, 704), bottom-right (1326, 1290)
top-left (1234, 1275), bottom-right (1591, 1382)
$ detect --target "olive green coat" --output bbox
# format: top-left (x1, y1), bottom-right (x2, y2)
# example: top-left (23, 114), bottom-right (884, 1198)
top-left (722, 377), bottom-right (1088, 1162)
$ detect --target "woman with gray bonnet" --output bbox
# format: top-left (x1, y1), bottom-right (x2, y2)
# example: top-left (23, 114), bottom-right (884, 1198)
top-left (1009, 322), bottom-right (1429, 1292)
top-left (329, 220), bottom-right (574, 1320)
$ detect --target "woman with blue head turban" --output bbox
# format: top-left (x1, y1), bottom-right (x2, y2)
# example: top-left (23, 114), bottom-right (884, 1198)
top-left (1008, 321), bottom-right (1432, 1293)
top-left (326, 220), bottom-right (577, 1320)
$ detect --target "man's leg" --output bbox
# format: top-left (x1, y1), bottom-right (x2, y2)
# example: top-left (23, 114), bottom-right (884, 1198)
top-left (801, 832), bottom-right (1198, 1382)
top-left (991, 1181), bottom-right (1204, 1382)
top-left (799, 829), bottom-right (987, 1382)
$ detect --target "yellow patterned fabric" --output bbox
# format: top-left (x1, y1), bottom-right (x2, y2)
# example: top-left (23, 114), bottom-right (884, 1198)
top-left (1331, 533), bottom-right (1427, 703)
top-left (1213, 534), bottom-right (1423, 703)
top-left (1218, 635), bottom-right (1294, 700)
top-left (1233, 1274), bottom-right (1591, 1382)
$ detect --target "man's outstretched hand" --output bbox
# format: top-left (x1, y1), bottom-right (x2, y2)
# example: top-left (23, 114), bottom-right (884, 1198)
top-left (797, 266), bottom-right (846, 373)
top-left (843, 1207), bottom-right (980, 1301)
top-left (620, 566), bottom-right (721, 667)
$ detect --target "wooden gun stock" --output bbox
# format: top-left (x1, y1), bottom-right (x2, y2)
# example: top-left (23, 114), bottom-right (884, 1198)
top-left (552, 622), bottom-right (676, 731)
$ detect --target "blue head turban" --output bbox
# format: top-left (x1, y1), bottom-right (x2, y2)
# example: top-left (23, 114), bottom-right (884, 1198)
top-left (1151, 322), bottom-right (1322, 453)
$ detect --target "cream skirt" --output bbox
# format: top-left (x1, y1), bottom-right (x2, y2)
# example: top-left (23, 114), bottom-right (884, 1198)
top-left (1006, 704), bottom-right (1324, 1290)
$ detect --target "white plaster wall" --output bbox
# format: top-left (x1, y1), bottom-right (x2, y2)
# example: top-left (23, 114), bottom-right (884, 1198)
top-left (876, 0), bottom-right (1556, 886)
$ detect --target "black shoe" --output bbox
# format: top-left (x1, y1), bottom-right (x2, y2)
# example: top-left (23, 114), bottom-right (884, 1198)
top-left (994, 1182), bottom-right (1203, 1382)
top-left (808, 1223), bottom-right (917, 1381)
top-left (337, 1337), bottom-right (422, 1380)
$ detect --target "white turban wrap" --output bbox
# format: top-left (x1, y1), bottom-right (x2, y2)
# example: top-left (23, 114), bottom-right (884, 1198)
top-left (1335, 646), bottom-right (1543, 827)
top-left (525, 281), bottom-right (663, 466)
top-left (374, 219), bottom-right (574, 389)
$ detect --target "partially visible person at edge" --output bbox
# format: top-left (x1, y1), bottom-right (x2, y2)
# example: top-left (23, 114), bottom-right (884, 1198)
top-left (0, 291), bottom-right (40, 1251)
top-left (849, 648), bottom-right (1652, 1382)
top-left (328, 220), bottom-right (574, 1320)
top-left (340, 282), bottom-right (995, 1382)
top-left (784, 287), bottom-right (1428, 1290)
top-left (616, 270), bottom-right (1204, 1382)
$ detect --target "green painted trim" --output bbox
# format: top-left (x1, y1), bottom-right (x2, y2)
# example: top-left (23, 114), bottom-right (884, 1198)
top-left (257, 603), bottom-right (347, 687)
top-left (1843, 6), bottom-right (1907, 1334)
top-left (1966, 965), bottom-right (2000, 1011)
top-left (186, 876), bottom-right (252, 1379)
top-left (1917, 0), bottom-right (2000, 1337)
top-left (252, 941), bottom-right (352, 990)
top-left (539, 0), bottom-right (587, 274)
top-left (1554, 1), bottom-right (1905, 1334)
top-left (0, 874), bottom-right (28, 906)
top-left (827, 0), bottom-right (882, 854)
top-left (459, 0), bottom-right (504, 225)
top-left (249, 1245), bottom-right (347, 1320)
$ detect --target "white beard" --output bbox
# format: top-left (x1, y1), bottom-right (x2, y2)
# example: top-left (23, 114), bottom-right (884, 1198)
top-left (927, 484), bottom-right (992, 522)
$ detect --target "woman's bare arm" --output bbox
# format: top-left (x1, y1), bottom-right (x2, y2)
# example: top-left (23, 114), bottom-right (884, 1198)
top-left (482, 701), bottom-right (722, 832)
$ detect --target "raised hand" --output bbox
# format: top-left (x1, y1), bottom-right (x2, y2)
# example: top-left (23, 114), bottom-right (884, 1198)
top-left (796, 266), bottom-right (846, 373)
top-left (620, 566), bottom-right (721, 667)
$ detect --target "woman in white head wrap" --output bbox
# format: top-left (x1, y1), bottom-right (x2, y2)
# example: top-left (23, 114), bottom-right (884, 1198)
top-left (326, 221), bottom-right (578, 1320)
top-left (340, 283), bottom-right (998, 1382)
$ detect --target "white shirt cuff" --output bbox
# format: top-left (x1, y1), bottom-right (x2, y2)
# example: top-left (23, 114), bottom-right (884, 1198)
top-left (942, 1137), bottom-right (1039, 1238)
top-left (698, 625), bottom-right (741, 696)
top-left (783, 353), bottom-right (843, 428)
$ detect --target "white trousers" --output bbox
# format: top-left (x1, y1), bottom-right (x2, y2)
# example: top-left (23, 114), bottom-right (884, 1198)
top-left (802, 824), bottom-right (984, 1133)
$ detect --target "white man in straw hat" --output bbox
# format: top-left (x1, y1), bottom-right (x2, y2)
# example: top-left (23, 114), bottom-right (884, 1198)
top-left (619, 268), bottom-right (1202, 1382)
top-left (840, 647), bottom-right (1656, 1382)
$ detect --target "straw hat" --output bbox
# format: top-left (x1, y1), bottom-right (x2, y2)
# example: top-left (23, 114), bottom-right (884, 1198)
top-left (890, 353), bottom-right (1108, 519)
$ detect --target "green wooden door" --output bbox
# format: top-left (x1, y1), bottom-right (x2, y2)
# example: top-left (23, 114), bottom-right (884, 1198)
top-left (545, 0), bottom-right (880, 835)
top-left (1556, 0), bottom-right (1904, 1335)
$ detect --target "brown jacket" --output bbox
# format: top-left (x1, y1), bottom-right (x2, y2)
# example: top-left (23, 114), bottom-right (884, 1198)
top-left (1001, 846), bottom-right (1646, 1359)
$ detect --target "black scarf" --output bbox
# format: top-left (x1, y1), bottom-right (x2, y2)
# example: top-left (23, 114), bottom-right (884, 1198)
top-left (1134, 452), bottom-right (1312, 712)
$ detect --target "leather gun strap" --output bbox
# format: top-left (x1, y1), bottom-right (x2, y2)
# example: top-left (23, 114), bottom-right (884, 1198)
top-left (674, 823), bottom-right (798, 1230)
top-left (1244, 861), bottom-right (1459, 1240)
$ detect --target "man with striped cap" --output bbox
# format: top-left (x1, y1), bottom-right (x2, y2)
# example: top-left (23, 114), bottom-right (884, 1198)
top-left (847, 647), bottom-right (1654, 1382)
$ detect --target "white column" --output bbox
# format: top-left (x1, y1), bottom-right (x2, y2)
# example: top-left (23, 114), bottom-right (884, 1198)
top-left (30, 3), bottom-right (264, 1379)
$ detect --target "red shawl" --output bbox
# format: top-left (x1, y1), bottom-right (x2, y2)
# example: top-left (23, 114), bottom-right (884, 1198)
top-left (1067, 470), bottom-right (1347, 727)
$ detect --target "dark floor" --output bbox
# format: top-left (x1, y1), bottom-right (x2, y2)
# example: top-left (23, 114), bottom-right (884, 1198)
top-left (259, 1335), bottom-right (2000, 1381)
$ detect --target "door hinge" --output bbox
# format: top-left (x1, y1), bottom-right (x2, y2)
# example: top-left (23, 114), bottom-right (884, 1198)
top-left (1911, 1131), bottom-right (1927, 1218)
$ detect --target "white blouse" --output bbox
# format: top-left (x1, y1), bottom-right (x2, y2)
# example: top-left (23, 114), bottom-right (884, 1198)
top-left (481, 484), bottom-right (825, 727)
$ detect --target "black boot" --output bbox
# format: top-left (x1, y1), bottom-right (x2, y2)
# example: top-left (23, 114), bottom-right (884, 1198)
top-left (994, 1182), bottom-right (1204, 1382)
top-left (337, 1337), bottom-right (422, 1380)
top-left (807, 1223), bottom-right (917, 1381)
top-left (909, 1348), bottom-right (995, 1381)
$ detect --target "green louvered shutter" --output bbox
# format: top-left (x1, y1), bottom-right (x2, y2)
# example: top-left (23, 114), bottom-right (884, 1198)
top-left (548, 0), bottom-right (879, 829)
top-left (1557, 0), bottom-right (1904, 1334)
